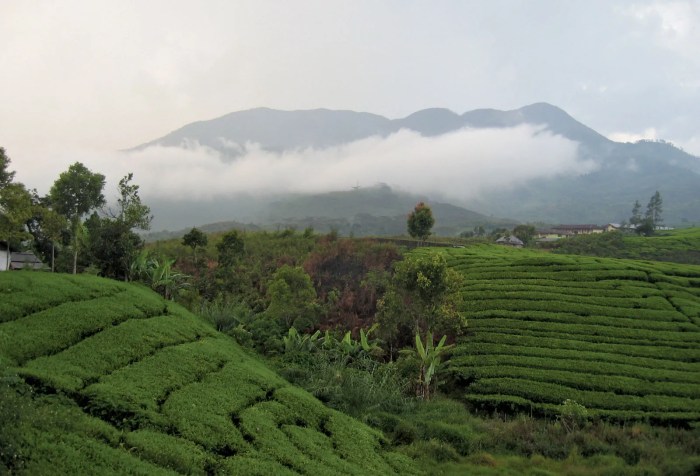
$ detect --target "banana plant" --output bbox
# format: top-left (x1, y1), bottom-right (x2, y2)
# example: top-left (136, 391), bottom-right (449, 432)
top-left (130, 250), bottom-right (189, 300)
top-left (283, 327), bottom-right (322, 353)
top-left (415, 331), bottom-right (453, 400)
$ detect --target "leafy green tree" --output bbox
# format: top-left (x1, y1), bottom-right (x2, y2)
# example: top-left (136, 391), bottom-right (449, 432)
top-left (645, 190), bottom-right (663, 227)
top-left (0, 147), bottom-right (16, 188)
top-left (407, 202), bottom-right (435, 243)
top-left (0, 183), bottom-right (33, 270)
top-left (38, 206), bottom-right (68, 272)
top-left (114, 173), bottom-right (152, 231)
top-left (377, 253), bottom-right (465, 353)
top-left (182, 227), bottom-right (208, 263)
top-left (512, 224), bottom-right (536, 245)
top-left (216, 230), bottom-right (245, 267)
top-left (86, 213), bottom-right (143, 280)
top-left (91, 173), bottom-right (152, 280)
top-left (265, 265), bottom-right (320, 330)
top-left (49, 162), bottom-right (106, 274)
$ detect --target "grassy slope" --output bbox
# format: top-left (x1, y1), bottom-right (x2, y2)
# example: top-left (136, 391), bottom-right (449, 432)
top-left (413, 245), bottom-right (700, 424)
top-left (0, 273), bottom-right (417, 475)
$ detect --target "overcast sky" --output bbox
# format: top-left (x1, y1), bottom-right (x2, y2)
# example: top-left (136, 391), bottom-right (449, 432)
top-left (2, 0), bottom-right (699, 194)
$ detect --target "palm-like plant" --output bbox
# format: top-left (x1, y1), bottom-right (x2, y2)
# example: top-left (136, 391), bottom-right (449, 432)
top-left (283, 327), bottom-right (322, 353)
top-left (130, 250), bottom-right (189, 300)
top-left (414, 331), bottom-right (452, 400)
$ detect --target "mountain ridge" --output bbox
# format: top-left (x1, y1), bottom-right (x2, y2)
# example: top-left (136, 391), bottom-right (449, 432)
top-left (130, 102), bottom-right (700, 227)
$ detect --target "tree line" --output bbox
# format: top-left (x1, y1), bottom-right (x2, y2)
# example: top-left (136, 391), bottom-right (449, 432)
top-left (0, 147), bottom-right (151, 277)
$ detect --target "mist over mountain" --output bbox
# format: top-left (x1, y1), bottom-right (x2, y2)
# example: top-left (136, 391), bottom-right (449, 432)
top-left (130, 103), bottom-right (700, 231)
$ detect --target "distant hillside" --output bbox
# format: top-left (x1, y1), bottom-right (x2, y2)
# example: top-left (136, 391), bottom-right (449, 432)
top-left (143, 184), bottom-right (517, 240)
top-left (0, 273), bottom-right (416, 474)
top-left (133, 102), bottom-right (700, 227)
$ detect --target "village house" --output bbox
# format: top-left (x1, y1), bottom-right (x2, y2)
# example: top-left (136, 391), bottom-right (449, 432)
top-left (496, 235), bottom-right (524, 248)
top-left (0, 242), bottom-right (44, 271)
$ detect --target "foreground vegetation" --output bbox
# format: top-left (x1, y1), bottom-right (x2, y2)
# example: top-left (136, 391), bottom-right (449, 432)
top-left (0, 273), bottom-right (416, 474)
top-left (4, 237), bottom-right (700, 474)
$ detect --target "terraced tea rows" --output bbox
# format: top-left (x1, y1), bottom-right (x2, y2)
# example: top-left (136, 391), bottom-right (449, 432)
top-left (416, 246), bottom-right (700, 425)
top-left (0, 273), bottom-right (416, 474)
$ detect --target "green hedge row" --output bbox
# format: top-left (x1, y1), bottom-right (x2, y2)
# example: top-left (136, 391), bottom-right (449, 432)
top-left (460, 282), bottom-right (663, 298)
top-left (82, 336), bottom-right (240, 426)
top-left (463, 394), bottom-right (700, 425)
top-left (468, 378), bottom-right (700, 413)
top-left (465, 309), bottom-right (692, 332)
top-left (20, 311), bottom-right (216, 392)
top-left (469, 327), bottom-right (700, 354)
top-left (453, 364), bottom-right (700, 399)
top-left (468, 317), bottom-right (700, 344)
top-left (0, 289), bottom-right (167, 365)
top-left (452, 341), bottom-right (700, 373)
top-left (460, 290), bottom-right (674, 311)
top-left (0, 273), bottom-right (125, 323)
top-left (461, 299), bottom-right (686, 322)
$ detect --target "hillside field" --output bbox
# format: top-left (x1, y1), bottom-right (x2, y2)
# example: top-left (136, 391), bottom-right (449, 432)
top-left (552, 227), bottom-right (700, 264)
top-left (412, 245), bottom-right (700, 425)
top-left (0, 273), bottom-right (416, 475)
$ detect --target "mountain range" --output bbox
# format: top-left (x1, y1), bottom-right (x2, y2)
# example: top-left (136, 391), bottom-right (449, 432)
top-left (134, 103), bottom-right (700, 233)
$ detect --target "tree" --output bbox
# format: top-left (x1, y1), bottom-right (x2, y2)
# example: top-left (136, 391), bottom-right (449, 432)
top-left (87, 173), bottom-right (152, 280)
top-left (645, 191), bottom-right (663, 228)
top-left (0, 147), bottom-right (16, 189)
top-left (377, 253), bottom-right (465, 353)
top-left (49, 162), bottom-right (106, 274)
top-left (115, 173), bottom-right (152, 230)
top-left (407, 202), bottom-right (435, 243)
top-left (265, 265), bottom-right (320, 330)
top-left (86, 213), bottom-right (144, 280)
top-left (216, 230), bottom-right (245, 267)
top-left (38, 206), bottom-right (68, 272)
top-left (629, 200), bottom-right (642, 228)
top-left (183, 227), bottom-right (208, 263)
top-left (512, 224), bottom-right (536, 245)
top-left (0, 183), bottom-right (33, 270)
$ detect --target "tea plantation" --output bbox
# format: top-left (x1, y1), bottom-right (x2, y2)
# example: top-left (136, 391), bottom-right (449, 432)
top-left (415, 246), bottom-right (700, 425)
top-left (0, 273), bottom-right (417, 474)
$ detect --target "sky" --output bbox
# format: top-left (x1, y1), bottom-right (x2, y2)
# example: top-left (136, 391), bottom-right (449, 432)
top-left (1, 0), bottom-right (699, 205)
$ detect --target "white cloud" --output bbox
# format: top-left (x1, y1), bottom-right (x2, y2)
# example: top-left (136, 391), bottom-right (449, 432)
top-left (15, 126), bottom-right (594, 209)
top-left (624, 1), bottom-right (700, 61)
top-left (608, 128), bottom-right (658, 143)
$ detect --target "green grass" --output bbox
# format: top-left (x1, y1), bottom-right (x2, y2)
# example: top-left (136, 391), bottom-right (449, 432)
top-left (0, 272), bottom-right (417, 474)
top-left (411, 245), bottom-right (700, 425)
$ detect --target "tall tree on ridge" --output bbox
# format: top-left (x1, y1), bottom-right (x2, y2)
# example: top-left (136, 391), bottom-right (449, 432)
top-left (49, 162), bottom-right (106, 274)
top-left (407, 202), bottom-right (435, 244)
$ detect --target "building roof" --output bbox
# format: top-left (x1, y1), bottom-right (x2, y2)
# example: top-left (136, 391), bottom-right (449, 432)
top-left (496, 235), bottom-right (524, 246)
top-left (10, 252), bottom-right (44, 270)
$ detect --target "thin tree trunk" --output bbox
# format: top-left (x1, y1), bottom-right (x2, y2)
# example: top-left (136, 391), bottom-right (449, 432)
top-left (51, 242), bottom-right (55, 272)
top-left (73, 248), bottom-right (78, 274)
